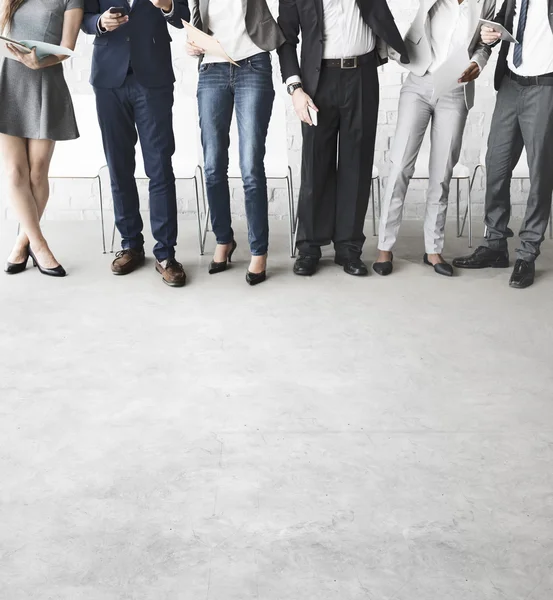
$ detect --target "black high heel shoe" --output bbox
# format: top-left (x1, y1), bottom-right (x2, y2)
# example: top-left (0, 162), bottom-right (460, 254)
top-left (373, 252), bottom-right (393, 276)
top-left (209, 240), bottom-right (237, 275)
top-left (246, 270), bottom-right (267, 286)
top-left (29, 247), bottom-right (66, 278)
top-left (5, 245), bottom-right (30, 275)
top-left (423, 253), bottom-right (453, 277)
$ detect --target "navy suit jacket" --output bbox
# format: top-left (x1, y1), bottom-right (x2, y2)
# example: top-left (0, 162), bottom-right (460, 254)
top-left (82, 0), bottom-right (190, 89)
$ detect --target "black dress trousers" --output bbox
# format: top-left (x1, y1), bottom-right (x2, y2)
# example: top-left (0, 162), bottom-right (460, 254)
top-left (296, 53), bottom-right (379, 259)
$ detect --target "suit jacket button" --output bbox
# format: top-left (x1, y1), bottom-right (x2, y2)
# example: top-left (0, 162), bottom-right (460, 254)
top-left (126, 37), bottom-right (130, 42)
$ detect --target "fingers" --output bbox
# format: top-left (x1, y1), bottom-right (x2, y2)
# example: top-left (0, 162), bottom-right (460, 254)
top-left (306, 97), bottom-right (319, 112)
top-left (185, 42), bottom-right (203, 56)
top-left (101, 13), bottom-right (129, 31)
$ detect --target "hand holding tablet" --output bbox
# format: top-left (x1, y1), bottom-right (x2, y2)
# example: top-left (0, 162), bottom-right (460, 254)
top-left (479, 19), bottom-right (519, 44)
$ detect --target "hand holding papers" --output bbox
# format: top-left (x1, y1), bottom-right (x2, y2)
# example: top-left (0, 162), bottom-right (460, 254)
top-left (182, 21), bottom-right (239, 66)
top-left (479, 19), bottom-right (519, 44)
top-left (0, 36), bottom-right (74, 61)
top-left (431, 49), bottom-right (471, 101)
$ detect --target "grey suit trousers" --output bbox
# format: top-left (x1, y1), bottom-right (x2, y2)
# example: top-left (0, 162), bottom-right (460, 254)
top-left (484, 76), bottom-right (553, 261)
top-left (378, 74), bottom-right (468, 254)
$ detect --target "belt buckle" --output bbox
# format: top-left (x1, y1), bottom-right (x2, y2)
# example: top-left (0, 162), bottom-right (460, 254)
top-left (340, 57), bottom-right (357, 69)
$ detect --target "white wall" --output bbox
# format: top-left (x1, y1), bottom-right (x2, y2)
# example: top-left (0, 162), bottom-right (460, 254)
top-left (1, 0), bottom-right (531, 222)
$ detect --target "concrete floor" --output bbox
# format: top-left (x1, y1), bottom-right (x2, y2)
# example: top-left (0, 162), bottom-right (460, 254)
top-left (1, 219), bottom-right (552, 600)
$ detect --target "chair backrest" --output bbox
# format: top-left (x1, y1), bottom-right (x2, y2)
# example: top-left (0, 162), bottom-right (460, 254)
top-left (227, 93), bottom-right (289, 180)
top-left (49, 94), bottom-right (107, 178)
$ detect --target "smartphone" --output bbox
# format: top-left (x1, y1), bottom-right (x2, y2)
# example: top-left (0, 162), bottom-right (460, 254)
top-left (109, 6), bottom-right (128, 16)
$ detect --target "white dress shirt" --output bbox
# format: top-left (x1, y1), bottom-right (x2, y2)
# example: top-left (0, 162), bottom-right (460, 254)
top-left (508, 0), bottom-right (553, 76)
top-left (427, 0), bottom-right (474, 73)
top-left (202, 0), bottom-right (264, 64)
top-left (322, 0), bottom-right (375, 59)
top-left (286, 0), bottom-right (374, 86)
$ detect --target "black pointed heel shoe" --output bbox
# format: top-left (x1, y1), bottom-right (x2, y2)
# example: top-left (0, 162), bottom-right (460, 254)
top-left (5, 245), bottom-right (30, 275)
top-left (209, 240), bottom-right (237, 275)
top-left (423, 254), bottom-right (453, 277)
top-left (372, 252), bottom-right (393, 276)
top-left (29, 247), bottom-right (66, 278)
top-left (246, 270), bottom-right (267, 286)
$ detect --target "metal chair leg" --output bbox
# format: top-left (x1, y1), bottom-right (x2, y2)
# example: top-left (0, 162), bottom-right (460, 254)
top-left (460, 165), bottom-right (483, 238)
top-left (292, 213), bottom-right (299, 258)
top-left (193, 171), bottom-right (204, 255)
top-left (456, 179), bottom-right (461, 237)
top-left (467, 178), bottom-right (473, 248)
top-left (98, 175), bottom-right (107, 254)
top-left (377, 176), bottom-right (381, 219)
top-left (371, 178), bottom-right (376, 236)
top-left (286, 175), bottom-right (295, 257)
top-left (110, 221), bottom-right (117, 254)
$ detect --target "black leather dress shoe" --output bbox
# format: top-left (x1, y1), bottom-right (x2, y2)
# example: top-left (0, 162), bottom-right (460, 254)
top-left (423, 254), bottom-right (454, 277)
top-left (373, 253), bottom-right (393, 276)
top-left (335, 257), bottom-right (369, 276)
top-left (293, 255), bottom-right (319, 276)
top-left (509, 259), bottom-right (535, 289)
top-left (452, 246), bottom-right (509, 269)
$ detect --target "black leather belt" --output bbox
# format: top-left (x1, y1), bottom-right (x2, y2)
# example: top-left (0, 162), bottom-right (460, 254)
top-left (321, 51), bottom-right (375, 69)
top-left (507, 69), bottom-right (553, 86)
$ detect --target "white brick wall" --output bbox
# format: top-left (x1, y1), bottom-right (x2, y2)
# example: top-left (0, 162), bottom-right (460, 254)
top-left (3, 0), bottom-right (530, 222)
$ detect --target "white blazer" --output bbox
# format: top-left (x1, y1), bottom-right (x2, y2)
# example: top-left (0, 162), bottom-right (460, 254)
top-left (390, 0), bottom-right (496, 109)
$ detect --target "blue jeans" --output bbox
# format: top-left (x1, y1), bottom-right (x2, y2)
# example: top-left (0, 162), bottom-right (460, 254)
top-left (197, 52), bottom-right (275, 256)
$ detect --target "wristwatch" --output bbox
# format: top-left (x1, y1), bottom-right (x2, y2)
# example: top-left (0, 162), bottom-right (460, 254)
top-left (287, 82), bottom-right (302, 96)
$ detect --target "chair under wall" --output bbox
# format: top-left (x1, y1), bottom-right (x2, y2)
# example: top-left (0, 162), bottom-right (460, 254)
top-left (460, 146), bottom-right (553, 245)
top-left (110, 95), bottom-right (206, 254)
top-left (48, 94), bottom-right (108, 252)
top-left (199, 93), bottom-right (297, 258)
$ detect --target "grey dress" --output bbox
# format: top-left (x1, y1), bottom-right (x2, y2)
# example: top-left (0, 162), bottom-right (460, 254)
top-left (0, 0), bottom-right (83, 140)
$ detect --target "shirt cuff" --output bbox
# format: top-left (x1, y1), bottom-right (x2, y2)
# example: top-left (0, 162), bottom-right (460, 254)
top-left (96, 16), bottom-right (106, 35)
top-left (470, 55), bottom-right (484, 73)
top-left (285, 75), bottom-right (301, 87)
top-left (161, 1), bottom-right (174, 17)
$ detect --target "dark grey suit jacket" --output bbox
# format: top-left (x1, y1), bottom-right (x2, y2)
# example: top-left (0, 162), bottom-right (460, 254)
top-left (191, 0), bottom-right (285, 52)
top-left (494, 0), bottom-right (553, 89)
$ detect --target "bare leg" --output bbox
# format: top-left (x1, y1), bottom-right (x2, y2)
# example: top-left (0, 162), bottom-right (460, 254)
top-left (376, 250), bottom-right (392, 262)
top-left (213, 242), bottom-right (234, 263)
top-left (249, 254), bottom-right (267, 274)
top-left (0, 134), bottom-right (59, 268)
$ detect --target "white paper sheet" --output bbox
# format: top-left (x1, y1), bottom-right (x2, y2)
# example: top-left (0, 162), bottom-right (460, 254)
top-left (479, 19), bottom-right (519, 44)
top-left (431, 49), bottom-right (471, 101)
top-left (182, 21), bottom-right (239, 66)
top-left (0, 36), bottom-right (74, 60)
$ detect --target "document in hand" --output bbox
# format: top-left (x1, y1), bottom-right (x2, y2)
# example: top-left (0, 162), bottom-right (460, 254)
top-left (478, 19), bottom-right (519, 44)
top-left (0, 36), bottom-right (74, 60)
top-left (431, 49), bottom-right (471, 101)
top-left (182, 21), bottom-right (240, 66)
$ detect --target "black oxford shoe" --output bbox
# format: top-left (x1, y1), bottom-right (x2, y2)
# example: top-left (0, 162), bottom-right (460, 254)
top-left (335, 256), bottom-right (369, 277)
top-left (509, 259), bottom-right (535, 289)
top-left (423, 254), bottom-right (454, 277)
top-left (293, 255), bottom-right (319, 276)
top-left (452, 246), bottom-right (509, 269)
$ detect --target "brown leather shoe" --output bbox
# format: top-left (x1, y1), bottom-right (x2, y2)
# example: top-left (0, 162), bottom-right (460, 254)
top-left (111, 248), bottom-right (145, 275)
top-left (156, 258), bottom-right (186, 287)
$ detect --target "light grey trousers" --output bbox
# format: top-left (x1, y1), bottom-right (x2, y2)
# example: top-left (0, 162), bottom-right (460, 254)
top-left (378, 74), bottom-right (469, 254)
top-left (484, 76), bottom-right (553, 262)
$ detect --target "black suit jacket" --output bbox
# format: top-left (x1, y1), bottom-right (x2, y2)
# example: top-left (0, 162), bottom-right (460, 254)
top-left (82, 0), bottom-right (190, 89)
top-left (277, 0), bottom-right (409, 98)
top-left (493, 0), bottom-right (553, 89)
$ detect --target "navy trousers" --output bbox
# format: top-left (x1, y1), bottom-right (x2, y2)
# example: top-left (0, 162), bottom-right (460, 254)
top-left (94, 75), bottom-right (177, 261)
